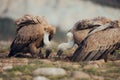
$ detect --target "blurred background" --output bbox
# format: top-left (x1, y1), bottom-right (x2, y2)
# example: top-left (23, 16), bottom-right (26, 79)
top-left (0, 0), bottom-right (120, 41)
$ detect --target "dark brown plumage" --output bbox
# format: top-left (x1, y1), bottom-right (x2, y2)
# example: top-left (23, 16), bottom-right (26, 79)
top-left (8, 14), bottom-right (56, 58)
top-left (73, 29), bottom-right (91, 45)
top-left (71, 20), bottom-right (120, 62)
top-left (71, 17), bottom-right (112, 45)
top-left (57, 17), bottom-right (112, 57)
top-left (71, 16), bottom-right (111, 32)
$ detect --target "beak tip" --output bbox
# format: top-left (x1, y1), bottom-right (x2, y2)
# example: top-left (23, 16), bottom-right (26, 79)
top-left (57, 49), bottom-right (63, 57)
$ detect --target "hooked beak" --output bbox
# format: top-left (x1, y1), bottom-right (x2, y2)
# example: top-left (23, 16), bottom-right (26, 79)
top-left (57, 49), bottom-right (63, 57)
top-left (45, 48), bottom-right (52, 58)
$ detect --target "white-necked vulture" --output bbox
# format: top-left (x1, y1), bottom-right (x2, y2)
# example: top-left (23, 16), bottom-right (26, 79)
top-left (8, 14), bottom-right (56, 58)
top-left (57, 17), bottom-right (112, 56)
top-left (71, 20), bottom-right (120, 62)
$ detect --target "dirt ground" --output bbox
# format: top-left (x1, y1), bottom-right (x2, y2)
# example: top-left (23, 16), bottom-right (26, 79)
top-left (0, 41), bottom-right (120, 80)
top-left (0, 50), bottom-right (120, 80)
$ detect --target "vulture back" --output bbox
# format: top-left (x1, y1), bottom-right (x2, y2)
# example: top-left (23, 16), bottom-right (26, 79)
top-left (8, 14), bottom-right (52, 57)
top-left (71, 27), bottom-right (120, 62)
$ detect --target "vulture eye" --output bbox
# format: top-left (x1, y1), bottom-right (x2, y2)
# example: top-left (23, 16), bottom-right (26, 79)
top-left (44, 28), bottom-right (48, 32)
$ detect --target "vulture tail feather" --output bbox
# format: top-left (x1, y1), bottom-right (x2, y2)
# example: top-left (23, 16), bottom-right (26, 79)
top-left (71, 35), bottom-right (90, 61)
top-left (84, 50), bottom-right (98, 61)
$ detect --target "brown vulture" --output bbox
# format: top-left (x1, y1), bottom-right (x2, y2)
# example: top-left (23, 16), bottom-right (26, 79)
top-left (71, 20), bottom-right (120, 62)
top-left (57, 17), bottom-right (112, 56)
top-left (8, 14), bottom-right (56, 58)
top-left (57, 17), bottom-right (120, 61)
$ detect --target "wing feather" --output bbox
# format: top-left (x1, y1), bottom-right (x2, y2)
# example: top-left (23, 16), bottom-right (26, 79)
top-left (71, 28), bottom-right (120, 61)
top-left (10, 24), bottom-right (43, 53)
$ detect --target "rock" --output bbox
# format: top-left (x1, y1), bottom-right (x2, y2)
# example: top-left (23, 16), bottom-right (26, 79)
top-left (83, 60), bottom-right (105, 70)
top-left (3, 65), bottom-right (13, 70)
top-left (0, 78), bottom-right (3, 80)
top-left (33, 76), bottom-right (49, 80)
top-left (11, 77), bottom-right (21, 80)
top-left (59, 77), bottom-right (75, 80)
top-left (21, 75), bottom-right (32, 80)
top-left (91, 75), bottom-right (104, 80)
top-left (39, 59), bottom-right (52, 64)
top-left (71, 71), bottom-right (91, 79)
top-left (2, 72), bottom-right (7, 75)
top-left (33, 67), bottom-right (66, 76)
top-left (83, 60), bottom-right (103, 69)
top-left (14, 71), bottom-right (22, 76)
top-left (0, 67), bottom-right (3, 72)
top-left (118, 77), bottom-right (120, 80)
top-left (88, 60), bottom-right (105, 67)
top-left (72, 64), bottom-right (81, 69)
top-left (83, 64), bottom-right (99, 70)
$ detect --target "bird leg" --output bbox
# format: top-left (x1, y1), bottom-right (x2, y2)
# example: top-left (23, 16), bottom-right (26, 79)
top-left (29, 43), bottom-right (41, 58)
top-left (37, 49), bottom-right (44, 58)
top-left (103, 53), bottom-right (111, 62)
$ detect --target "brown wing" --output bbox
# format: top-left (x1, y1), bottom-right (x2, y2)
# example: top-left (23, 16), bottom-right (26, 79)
top-left (71, 28), bottom-right (120, 61)
top-left (9, 24), bottom-right (43, 56)
top-left (72, 17), bottom-right (111, 31)
top-left (73, 29), bottom-right (91, 45)
top-left (15, 14), bottom-right (47, 32)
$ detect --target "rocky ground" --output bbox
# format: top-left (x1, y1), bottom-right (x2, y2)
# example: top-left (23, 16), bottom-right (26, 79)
top-left (0, 41), bottom-right (120, 80)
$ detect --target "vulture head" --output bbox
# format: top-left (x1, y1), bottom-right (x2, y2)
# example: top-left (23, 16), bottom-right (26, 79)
top-left (57, 32), bottom-right (74, 56)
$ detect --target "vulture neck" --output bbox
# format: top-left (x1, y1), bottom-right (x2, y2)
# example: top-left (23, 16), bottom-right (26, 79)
top-left (58, 32), bottom-right (75, 51)
top-left (43, 31), bottom-right (51, 48)
top-left (66, 39), bottom-right (74, 49)
top-left (66, 32), bottom-right (75, 49)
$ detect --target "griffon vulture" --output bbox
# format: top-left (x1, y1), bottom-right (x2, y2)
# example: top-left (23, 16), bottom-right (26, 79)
top-left (57, 17), bottom-right (111, 56)
top-left (71, 20), bottom-right (120, 62)
top-left (8, 14), bottom-right (56, 58)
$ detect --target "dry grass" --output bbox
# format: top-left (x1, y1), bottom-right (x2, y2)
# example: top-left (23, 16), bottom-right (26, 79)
top-left (0, 41), bottom-right (120, 80)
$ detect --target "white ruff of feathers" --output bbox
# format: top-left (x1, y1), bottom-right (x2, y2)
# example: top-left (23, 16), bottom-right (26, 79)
top-left (43, 31), bottom-right (51, 49)
top-left (58, 32), bottom-right (75, 51)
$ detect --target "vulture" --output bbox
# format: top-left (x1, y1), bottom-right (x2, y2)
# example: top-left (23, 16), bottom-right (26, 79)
top-left (71, 20), bottom-right (120, 62)
top-left (8, 14), bottom-right (56, 58)
top-left (57, 17), bottom-right (112, 56)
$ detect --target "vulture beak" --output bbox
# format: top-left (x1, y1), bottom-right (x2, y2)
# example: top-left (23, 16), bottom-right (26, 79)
top-left (45, 48), bottom-right (52, 58)
top-left (56, 32), bottom-right (74, 58)
top-left (57, 49), bottom-right (63, 57)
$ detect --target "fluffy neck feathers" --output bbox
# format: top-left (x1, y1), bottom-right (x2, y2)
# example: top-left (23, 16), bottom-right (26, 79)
top-left (58, 32), bottom-right (75, 51)
top-left (43, 31), bottom-right (51, 48)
